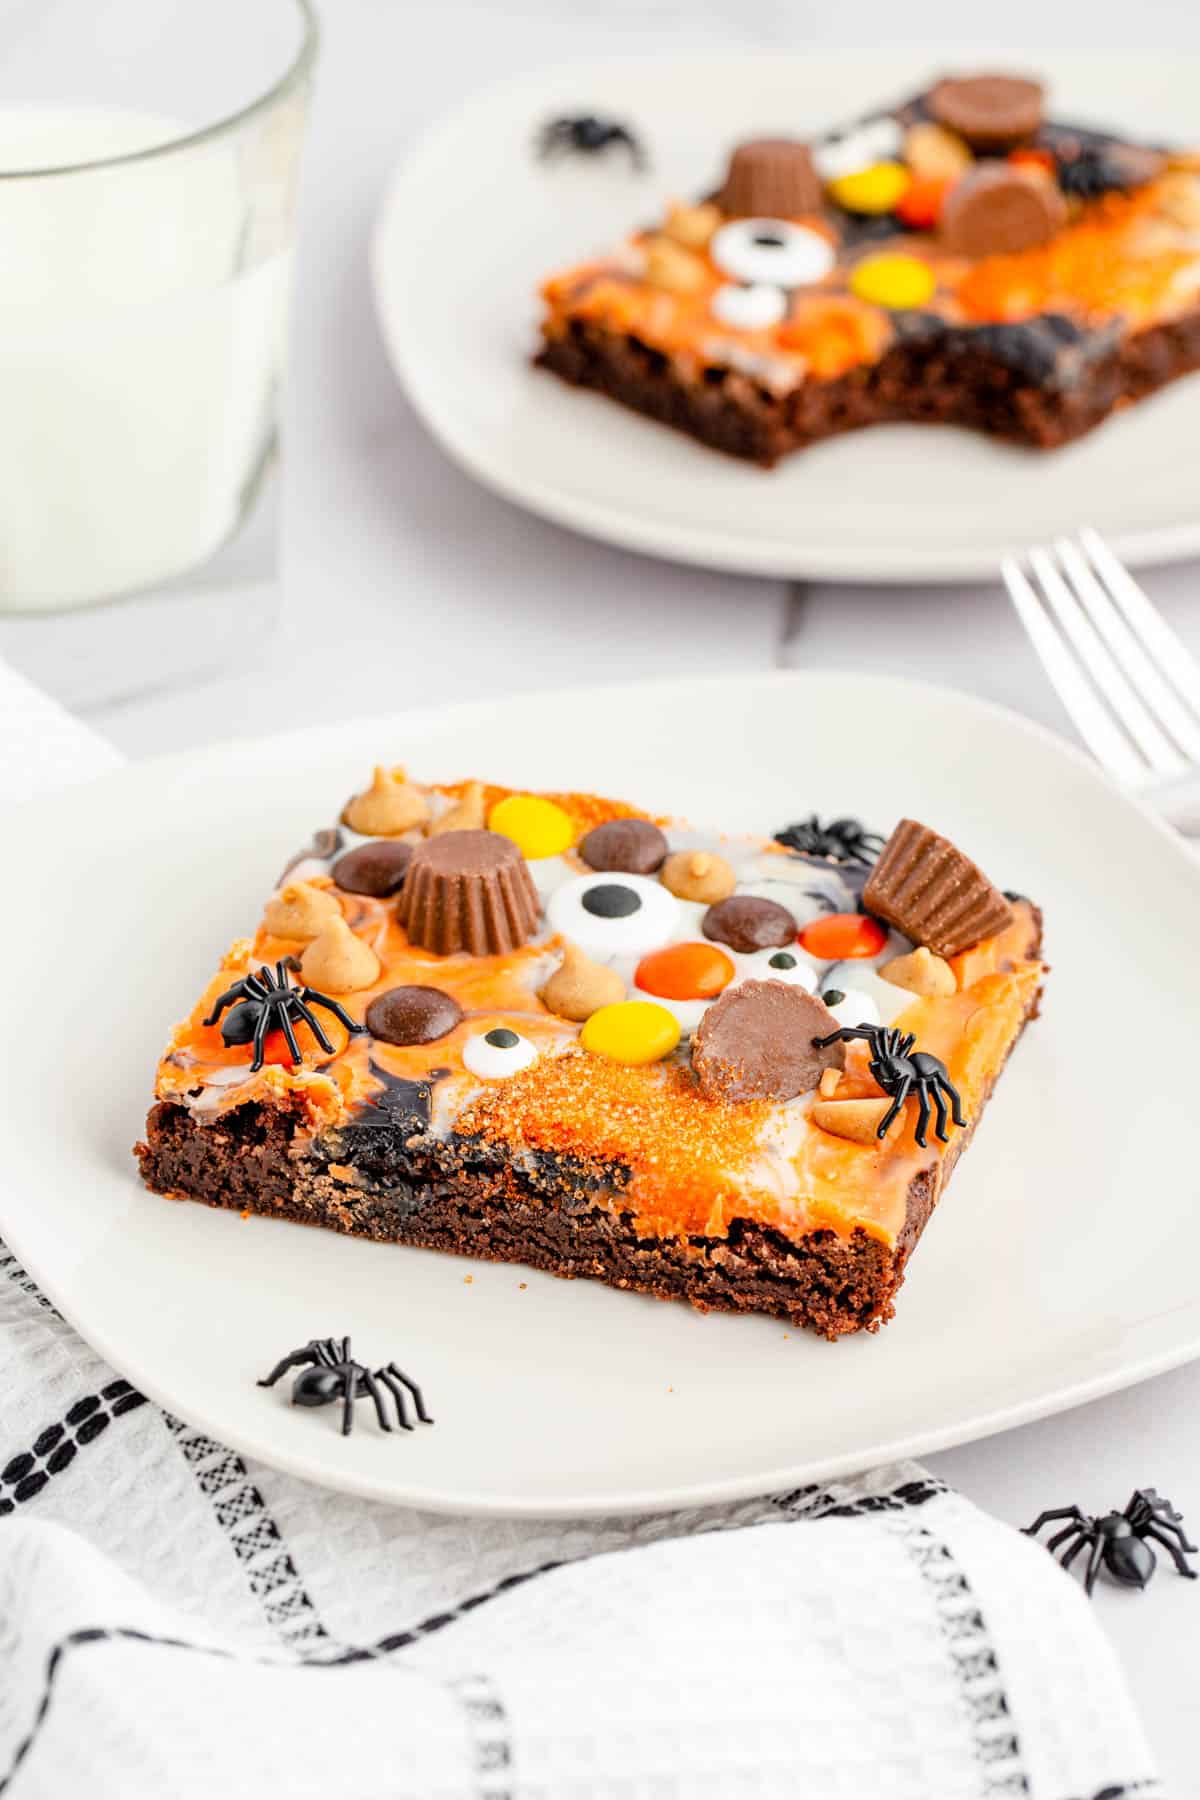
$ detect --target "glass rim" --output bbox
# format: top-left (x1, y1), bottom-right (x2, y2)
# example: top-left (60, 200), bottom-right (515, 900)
top-left (0, 0), bottom-right (319, 181)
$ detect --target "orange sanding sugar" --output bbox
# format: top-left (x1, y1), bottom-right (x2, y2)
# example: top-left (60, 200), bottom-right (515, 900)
top-left (457, 1049), bottom-right (770, 1230)
top-left (436, 780), bottom-right (663, 833)
top-left (957, 186), bottom-right (1193, 324)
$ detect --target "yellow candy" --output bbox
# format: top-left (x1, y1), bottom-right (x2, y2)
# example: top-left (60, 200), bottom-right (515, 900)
top-left (487, 793), bottom-right (575, 860)
top-left (580, 1000), bottom-right (681, 1066)
top-left (849, 252), bottom-right (936, 310)
top-left (827, 161), bottom-right (910, 216)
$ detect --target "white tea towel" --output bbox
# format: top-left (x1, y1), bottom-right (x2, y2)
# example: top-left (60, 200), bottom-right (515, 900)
top-left (0, 658), bottom-right (1163, 1800)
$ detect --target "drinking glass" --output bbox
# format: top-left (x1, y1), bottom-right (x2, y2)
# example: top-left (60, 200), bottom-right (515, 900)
top-left (0, 0), bottom-right (318, 706)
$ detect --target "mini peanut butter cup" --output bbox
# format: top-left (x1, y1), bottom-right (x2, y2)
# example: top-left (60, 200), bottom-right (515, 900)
top-left (940, 162), bottom-right (1065, 259)
top-left (929, 74), bottom-right (1044, 151)
top-left (397, 829), bottom-right (540, 956)
top-left (715, 138), bottom-right (823, 217)
top-left (863, 819), bottom-right (1013, 958)
top-left (692, 980), bottom-right (844, 1104)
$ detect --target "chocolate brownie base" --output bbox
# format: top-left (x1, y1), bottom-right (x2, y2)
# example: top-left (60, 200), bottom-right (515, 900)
top-left (136, 974), bottom-right (1038, 1339)
top-left (535, 303), bottom-right (1200, 466)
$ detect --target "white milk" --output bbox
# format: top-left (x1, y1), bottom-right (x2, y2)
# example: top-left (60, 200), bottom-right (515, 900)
top-left (0, 107), bottom-right (291, 611)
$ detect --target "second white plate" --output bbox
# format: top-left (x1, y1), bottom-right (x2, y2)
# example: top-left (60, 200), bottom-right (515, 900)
top-left (2, 672), bottom-right (1200, 1515)
top-left (373, 47), bottom-right (1200, 583)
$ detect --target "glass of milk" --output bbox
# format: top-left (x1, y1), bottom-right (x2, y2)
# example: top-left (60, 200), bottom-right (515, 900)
top-left (0, 0), bottom-right (317, 701)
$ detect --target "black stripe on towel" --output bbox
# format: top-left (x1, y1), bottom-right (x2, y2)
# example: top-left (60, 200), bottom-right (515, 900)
top-left (0, 1382), bottom-right (147, 1515)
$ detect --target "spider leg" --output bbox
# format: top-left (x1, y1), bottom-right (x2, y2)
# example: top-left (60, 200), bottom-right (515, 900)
top-left (938, 1069), bottom-right (967, 1128)
top-left (314, 1338), bottom-right (340, 1366)
top-left (249, 1005), bottom-right (271, 1073)
top-left (1082, 1535), bottom-right (1107, 1595)
top-left (1140, 1523), bottom-right (1199, 1578)
top-left (878, 1075), bottom-right (913, 1138)
top-left (377, 1368), bottom-right (414, 1430)
top-left (302, 988), bottom-right (366, 1035)
top-left (359, 1367), bottom-right (393, 1433)
top-left (1025, 1505), bottom-right (1086, 1536)
top-left (387, 1363), bottom-right (433, 1426)
top-left (929, 1081), bottom-right (950, 1144)
top-left (1061, 1530), bottom-right (1094, 1572)
top-left (1047, 1522), bottom-right (1085, 1554)
top-left (340, 1367), bottom-right (356, 1437)
top-left (912, 1082), bottom-right (932, 1149)
top-left (258, 1344), bottom-right (319, 1387)
top-left (813, 1026), bottom-right (874, 1048)
top-left (292, 999), bottom-right (335, 1055)
top-left (202, 983), bottom-right (246, 1027)
top-left (278, 1006), bottom-right (304, 1068)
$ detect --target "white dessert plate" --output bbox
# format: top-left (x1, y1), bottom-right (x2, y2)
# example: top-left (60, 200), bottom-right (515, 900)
top-left (373, 47), bottom-right (1200, 583)
top-left (2, 671), bottom-right (1198, 1517)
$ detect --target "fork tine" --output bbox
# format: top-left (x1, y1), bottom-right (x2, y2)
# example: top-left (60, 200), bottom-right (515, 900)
top-left (1028, 546), bottom-right (1187, 777)
top-left (1080, 527), bottom-right (1200, 717)
top-left (1056, 536), bottom-right (1200, 762)
top-left (1001, 557), bottom-right (1149, 787)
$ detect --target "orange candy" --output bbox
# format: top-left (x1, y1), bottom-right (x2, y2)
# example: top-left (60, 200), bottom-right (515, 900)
top-left (895, 175), bottom-right (951, 229)
top-left (775, 296), bottom-right (889, 377)
top-left (635, 941), bottom-right (735, 1001)
top-left (798, 913), bottom-right (887, 960)
top-left (1007, 147), bottom-right (1056, 177)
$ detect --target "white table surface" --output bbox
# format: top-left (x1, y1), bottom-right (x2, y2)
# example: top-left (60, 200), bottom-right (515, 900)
top-left (15, 0), bottom-right (1200, 1787)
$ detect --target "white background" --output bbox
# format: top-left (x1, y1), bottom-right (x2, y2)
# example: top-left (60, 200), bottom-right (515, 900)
top-left (12, 0), bottom-right (1200, 1789)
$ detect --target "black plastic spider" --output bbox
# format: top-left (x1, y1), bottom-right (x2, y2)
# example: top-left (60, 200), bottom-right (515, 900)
top-left (812, 1023), bottom-right (966, 1148)
top-left (774, 815), bottom-right (885, 864)
top-left (1025, 1489), bottom-right (1198, 1595)
top-left (258, 1336), bottom-right (433, 1437)
top-left (203, 957), bottom-right (365, 1072)
top-left (536, 113), bottom-right (646, 170)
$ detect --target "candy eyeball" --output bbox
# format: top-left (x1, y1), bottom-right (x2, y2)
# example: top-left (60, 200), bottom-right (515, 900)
top-left (547, 872), bottom-right (680, 958)
top-left (746, 947), bottom-right (817, 991)
top-left (814, 116), bottom-right (904, 182)
top-left (462, 1026), bottom-right (538, 1080)
top-left (710, 218), bottom-right (835, 289)
top-left (710, 281), bottom-right (787, 331)
top-left (819, 987), bottom-right (881, 1032)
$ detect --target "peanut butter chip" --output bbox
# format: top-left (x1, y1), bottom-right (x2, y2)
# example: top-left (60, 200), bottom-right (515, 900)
top-left (818, 1067), bottom-right (842, 1099)
top-left (644, 236), bottom-right (707, 294)
top-left (428, 781), bottom-right (486, 835)
top-left (539, 942), bottom-right (626, 1022)
top-left (879, 945), bottom-right (957, 998)
top-left (660, 850), bottom-right (737, 904)
top-left (904, 120), bottom-right (973, 183)
top-left (298, 915), bottom-right (380, 995)
top-left (664, 200), bottom-right (722, 250)
top-left (810, 1096), bottom-right (894, 1145)
top-left (342, 766), bottom-right (429, 837)
top-left (261, 881), bottom-right (341, 943)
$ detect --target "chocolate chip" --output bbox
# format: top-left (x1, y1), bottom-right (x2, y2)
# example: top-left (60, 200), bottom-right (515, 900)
top-left (702, 894), bottom-right (795, 953)
top-left (332, 840), bottom-right (413, 898)
top-left (578, 818), bottom-right (669, 875)
top-left (365, 985), bottom-right (463, 1047)
top-left (582, 883), bottom-right (641, 918)
top-left (929, 74), bottom-right (1044, 151)
top-left (692, 981), bottom-right (844, 1104)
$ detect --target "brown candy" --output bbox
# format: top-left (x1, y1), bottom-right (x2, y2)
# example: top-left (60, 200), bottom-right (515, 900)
top-left (863, 819), bottom-right (1013, 959)
top-left (702, 894), bottom-right (795, 954)
top-left (332, 840), bottom-right (413, 898)
top-left (365, 984), bottom-right (463, 1047)
top-left (940, 162), bottom-right (1065, 259)
top-left (929, 74), bottom-right (1044, 151)
top-left (692, 980), bottom-right (844, 1104)
top-left (715, 138), bottom-right (823, 218)
top-left (397, 829), bottom-right (540, 956)
top-left (579, 818), bottom-right (669, 875)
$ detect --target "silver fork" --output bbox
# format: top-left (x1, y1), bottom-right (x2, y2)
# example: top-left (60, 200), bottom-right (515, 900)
top-left (1002, 528), bottom-right (1200, 831)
